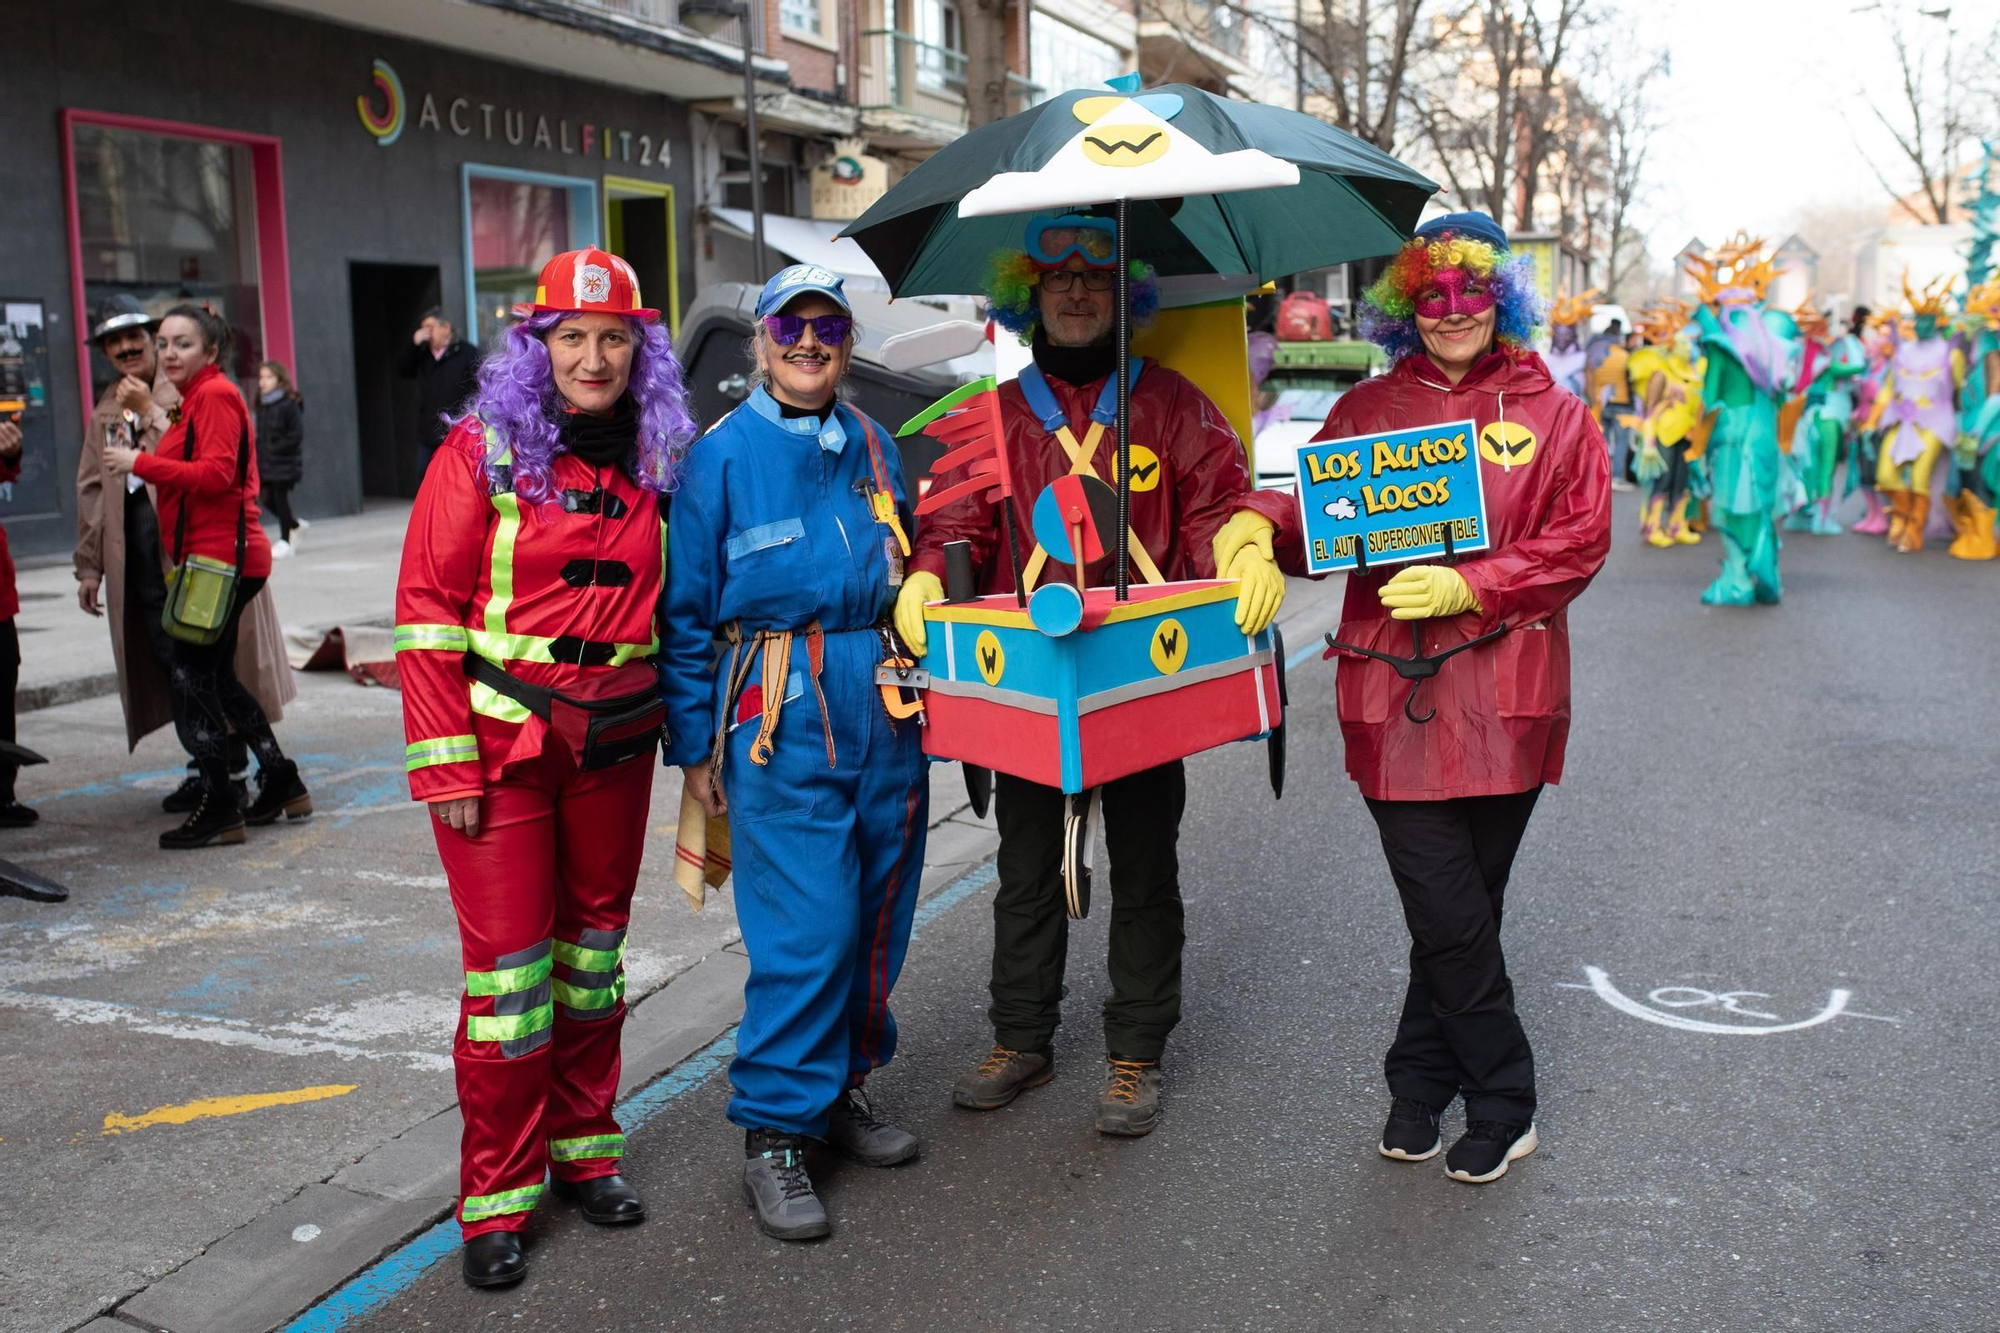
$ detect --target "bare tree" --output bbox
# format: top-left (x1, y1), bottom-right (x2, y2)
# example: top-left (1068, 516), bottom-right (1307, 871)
top-left (1847, 10), bottom-right (2000, 225)
top-left (961, 0), bottom-right (1016, 130)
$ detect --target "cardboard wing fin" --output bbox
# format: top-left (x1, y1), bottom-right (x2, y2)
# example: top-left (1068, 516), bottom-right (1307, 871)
top-left (902, 377), bottom-right (1016, 517)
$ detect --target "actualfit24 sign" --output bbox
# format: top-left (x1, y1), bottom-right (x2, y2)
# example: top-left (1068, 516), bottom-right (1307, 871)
top-left (1295, 418), bottom-right (1491, 574)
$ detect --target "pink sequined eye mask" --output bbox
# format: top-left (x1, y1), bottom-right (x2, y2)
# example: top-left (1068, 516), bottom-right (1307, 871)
top-left (1414, 269), bottom-right (1496, 319)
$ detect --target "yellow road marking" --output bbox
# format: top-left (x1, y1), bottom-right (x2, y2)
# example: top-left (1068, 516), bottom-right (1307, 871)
top-left (102, 1084), bottom-right (358, 1135)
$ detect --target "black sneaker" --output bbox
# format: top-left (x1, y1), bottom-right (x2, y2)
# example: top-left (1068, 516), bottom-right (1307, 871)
top-left (742, 1129), bottom-right (829, 1241)
top-left (242, 761), bottom-right (312, 826)
top-left (1444, 1121), bottom-right (1538, 1184)
top-left (1378, 1096), bottom-right (1442, 1162)
top-left (159, 789), bottom-right (246, 850)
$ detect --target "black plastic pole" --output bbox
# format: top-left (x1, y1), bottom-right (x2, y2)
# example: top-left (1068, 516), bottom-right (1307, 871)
top-left (1114, 196), bottom-right (1131, 601)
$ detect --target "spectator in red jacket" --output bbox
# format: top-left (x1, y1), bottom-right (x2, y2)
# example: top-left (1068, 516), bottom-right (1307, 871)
top-left (103, 305), bottom-right (311, 849)
top-left (1313, 212), bottom-right (1609, 1185)
top-left (0, 417), bottom-right (29, 829)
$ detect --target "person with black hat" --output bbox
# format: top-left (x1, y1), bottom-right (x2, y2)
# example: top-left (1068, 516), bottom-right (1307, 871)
top-left (396, 307), bottom-right (480, 482)
top-left (74, 296), bottom-right (294, 811)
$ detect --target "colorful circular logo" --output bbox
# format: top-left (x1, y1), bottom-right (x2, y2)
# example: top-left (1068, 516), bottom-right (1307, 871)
top-left (356, 59), bottom-right (405, 147)
top-left (1113, 445), bottom-right (1162, 493)
top-left (1149, 619), bottom-right (1188, 675)
top-left (1478, 421), bottom-right (1538, 467)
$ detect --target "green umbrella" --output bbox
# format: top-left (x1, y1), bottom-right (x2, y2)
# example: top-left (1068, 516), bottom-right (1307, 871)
top-left (838, 77), bottom-right (1438, 298)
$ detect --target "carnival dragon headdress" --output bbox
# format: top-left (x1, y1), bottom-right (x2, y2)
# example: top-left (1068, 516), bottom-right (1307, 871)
top-left (1791, 296), bottom-right (1830, 341)
top-left (1635, 299), bottom-right (1693, 345)
top-left (1901, 270), bottom-right (1954, 319)
top-left (1549, 288), bottom-right (1602, 328)
top-left (1963, 277), bottom-right (2000, 331)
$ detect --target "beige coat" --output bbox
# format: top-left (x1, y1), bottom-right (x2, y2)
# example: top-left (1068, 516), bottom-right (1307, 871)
top-left (75, 377), bottom-right (296, 752)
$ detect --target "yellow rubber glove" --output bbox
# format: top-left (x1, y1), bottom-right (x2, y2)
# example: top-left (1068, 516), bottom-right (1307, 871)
top-left (1211, 509), bottom-right (1276, 576)
top-left (1377, 565), bottom-right (1479, 621)
top-left (894, 571), bottom-right (943, 656)
top-left (1227, 548), bottom-right (1286, 634)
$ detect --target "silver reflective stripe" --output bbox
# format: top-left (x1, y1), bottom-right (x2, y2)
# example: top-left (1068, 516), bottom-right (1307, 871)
top-left (1075, 651), bottom-right (1273, 716)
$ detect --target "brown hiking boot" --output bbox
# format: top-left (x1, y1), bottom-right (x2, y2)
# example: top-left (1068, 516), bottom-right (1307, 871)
top-left (951, 1044), bottom-right (1054, 1110)
top-left (1096, 1056), bottom-right (1161, 1137)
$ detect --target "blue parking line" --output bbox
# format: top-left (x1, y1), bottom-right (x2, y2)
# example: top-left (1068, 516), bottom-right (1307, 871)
top-left (274, 855), bottom-right (1002, 1332)
top-left (1284, 638), bottom-right (1322, 672)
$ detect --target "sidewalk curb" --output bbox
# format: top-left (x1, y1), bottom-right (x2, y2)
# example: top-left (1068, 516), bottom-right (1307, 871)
top-left (88, 815), bottom-right (1002, 1333)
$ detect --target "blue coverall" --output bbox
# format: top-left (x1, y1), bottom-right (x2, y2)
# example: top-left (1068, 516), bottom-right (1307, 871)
top-left (659, 387), bottom-right (929, 1137)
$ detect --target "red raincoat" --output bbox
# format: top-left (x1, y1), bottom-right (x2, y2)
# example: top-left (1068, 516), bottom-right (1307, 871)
top-left (908, 360), bottom-right (1305, 590)
top-left (1313, 350), bottom-right (1610, 801)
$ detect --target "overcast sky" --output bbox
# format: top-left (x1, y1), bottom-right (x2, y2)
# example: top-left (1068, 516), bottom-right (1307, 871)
top-left (1629, 0), bottom-right (1994, 249)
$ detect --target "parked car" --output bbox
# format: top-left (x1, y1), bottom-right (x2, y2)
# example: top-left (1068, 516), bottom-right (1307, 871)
top-left (676, 283), bottom-right (987, 487)
top-left (1250, 339), bottom-right (1387, 489)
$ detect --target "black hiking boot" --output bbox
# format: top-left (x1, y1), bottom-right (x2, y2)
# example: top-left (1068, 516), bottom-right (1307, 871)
top-left (159, 789), bottom-right (247, 849)
top-left (242, 760), bottom-right (312, 826)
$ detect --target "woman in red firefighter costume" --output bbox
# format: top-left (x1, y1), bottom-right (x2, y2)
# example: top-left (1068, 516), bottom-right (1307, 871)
top-left (1313, 212), bottom-right (1609, 1184)
top-left (395, 248), bottom-right (695, 1287)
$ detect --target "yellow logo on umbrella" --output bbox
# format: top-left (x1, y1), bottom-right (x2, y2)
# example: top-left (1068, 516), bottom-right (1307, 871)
top-left (1072, 94), bottom-right (1178, 168)
top-left (1478, 421), bottom-right (1538, 467)
top-left (1150, 619), bottom-right (1189, 675)
top-left (976, 631), bottom-right (1006, 686)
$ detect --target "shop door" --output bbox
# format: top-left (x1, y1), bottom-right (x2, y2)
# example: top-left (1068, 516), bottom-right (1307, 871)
top-left (604, 178), bottom-right (678, 335)
top-left (350, 262), bottom-right (441, 499)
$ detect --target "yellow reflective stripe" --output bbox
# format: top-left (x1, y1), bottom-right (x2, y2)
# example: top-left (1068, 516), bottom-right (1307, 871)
top-left (405, 735), bottom-right (478, 771)
top-left (393, 623), bottom-right (469, 653)
top-left (466, 1003), bottom-right (554, 1043)
top-left (486, 491), bottom-right (521, 637)
top-left (549, 1133), bottom-right (624, 1162)
top-left (552, 939), bottom-right (625, 973)
top-left (463, 630), bottom-right (658, 668)
top-left (469, 679), bottom-right (531, 724)
top-left (466, 953), bottom-right (554, 997)
top-left (610, 637), bottom-right (659, 665)
top-left (461, 1183), bottom-right (543, 1220)
top-left (552, 975), bottom-right (626, 1011)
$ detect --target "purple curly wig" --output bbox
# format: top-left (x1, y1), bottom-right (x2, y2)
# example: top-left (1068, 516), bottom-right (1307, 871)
top-left (463, 311), bottom-right (696, 507)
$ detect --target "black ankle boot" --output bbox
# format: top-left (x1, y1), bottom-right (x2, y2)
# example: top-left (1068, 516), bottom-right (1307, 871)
top-left (550, 1173), bottom-right (646, 1224)
top-left (0, 799), bottom-right (38, 828)
top-left (159, 789), bottom-right (246, 850)
top-left (461, 1230), bottom-right (526, 1287)
top-left (243, 761), bottom-right (312, 826)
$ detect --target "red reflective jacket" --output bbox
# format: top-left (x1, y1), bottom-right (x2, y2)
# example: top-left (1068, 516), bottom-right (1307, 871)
top-left (1312, 350), bottom-right (1610, 801)
top-left (908, 359), bottom-right (1305, 591)
top-left (394, 421), bottom-right (665, 802)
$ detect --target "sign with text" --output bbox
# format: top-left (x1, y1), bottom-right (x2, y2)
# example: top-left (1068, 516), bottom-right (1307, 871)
top-left (1295, 418), bottom-right (1490, 574)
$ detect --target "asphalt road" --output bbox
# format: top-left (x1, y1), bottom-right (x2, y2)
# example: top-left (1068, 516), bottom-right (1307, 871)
top-left (328, 503), bottom-right (2000, 1333)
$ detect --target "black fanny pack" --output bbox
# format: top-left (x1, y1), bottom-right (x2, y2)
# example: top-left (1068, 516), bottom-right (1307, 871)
top-left (464, 655), bottom-right (666, 771)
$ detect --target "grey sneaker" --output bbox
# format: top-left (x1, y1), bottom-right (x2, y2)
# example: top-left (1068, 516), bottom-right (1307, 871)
top-left (824, 1088), bottom-right (919, 1166)
top-left (1096, 1056), bottom-right (1161, 1137)
top-left (742, 1129), bottom-right (829, 1240)
top-left (951, 1044), bottom-right (1055, 1110)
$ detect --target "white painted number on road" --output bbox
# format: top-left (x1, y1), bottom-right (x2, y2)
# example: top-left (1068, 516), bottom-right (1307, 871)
top-left (1561, 966), bottom-right (1899, 1035)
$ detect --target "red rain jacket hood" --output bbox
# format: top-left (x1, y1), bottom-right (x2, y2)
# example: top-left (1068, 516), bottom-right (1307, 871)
top-left (1312, 350), bottom-right (1610, 800)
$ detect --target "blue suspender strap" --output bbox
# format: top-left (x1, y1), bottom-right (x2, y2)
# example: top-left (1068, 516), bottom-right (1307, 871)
top-left (1016, 361), bottom-right (1145, 436)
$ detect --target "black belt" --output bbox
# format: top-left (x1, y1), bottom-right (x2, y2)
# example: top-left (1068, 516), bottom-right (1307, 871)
top-left (464, 653), bottom-right (655, 721)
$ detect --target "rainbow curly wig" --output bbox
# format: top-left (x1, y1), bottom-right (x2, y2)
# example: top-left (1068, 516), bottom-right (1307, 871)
top-left (1358, 230), bottom-right (1544, 364)
top-left (986, 250), bottom-right (1160, 343)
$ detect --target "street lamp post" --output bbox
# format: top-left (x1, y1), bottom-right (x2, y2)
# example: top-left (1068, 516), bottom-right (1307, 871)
top-left (680, 0), bottom-right (768, 274)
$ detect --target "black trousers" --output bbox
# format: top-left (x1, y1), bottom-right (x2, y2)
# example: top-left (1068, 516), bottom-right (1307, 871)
top-left (165, 575), bottom-right (285, 795)
top-left (989, 762), bottom-right (1186, 1062)
top-left (0, 619), bottom-right (17, 802)
top-left (262, 483), bottom-right (297, 540)
top-left (128, 494), bottom-right (248, 776)
top-left (1364, 788), bottom-right (1541, 1125)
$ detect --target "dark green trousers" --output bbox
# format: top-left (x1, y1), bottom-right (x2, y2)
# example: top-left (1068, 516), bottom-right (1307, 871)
top-left (988, 762), bottom-right (1186, 1062)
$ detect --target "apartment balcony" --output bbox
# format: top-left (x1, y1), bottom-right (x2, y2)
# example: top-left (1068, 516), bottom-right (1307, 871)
top-left (1137, 0), bottom-right (1252, 93)
top-left (856, 28), bottom-right (1044, 155)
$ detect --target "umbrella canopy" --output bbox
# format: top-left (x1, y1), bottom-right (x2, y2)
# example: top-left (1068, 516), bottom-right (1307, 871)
top-left (839, 80), bottom-right (1438, 298)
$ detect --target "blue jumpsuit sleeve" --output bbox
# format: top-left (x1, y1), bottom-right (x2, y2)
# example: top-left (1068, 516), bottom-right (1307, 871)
top-left (659, 442), bottom-right (727, 768)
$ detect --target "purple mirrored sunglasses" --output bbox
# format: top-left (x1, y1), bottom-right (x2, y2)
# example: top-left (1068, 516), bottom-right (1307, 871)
top-left (762, 313), bottom-right (853, 347)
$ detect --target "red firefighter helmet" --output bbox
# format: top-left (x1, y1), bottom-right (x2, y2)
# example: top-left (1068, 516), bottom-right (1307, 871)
top-left (513, 247), bottom-right (659, 321)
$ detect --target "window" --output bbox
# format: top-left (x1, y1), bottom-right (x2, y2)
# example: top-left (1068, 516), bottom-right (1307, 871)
top-left (913, 0), bottom-right (966, 94)
top-left (461, 167), bottom-right (600, 346)
top-left (1028, 11), bottom-right (1125, 104)
top-left (779, 0), bottom-right (825, 37)
top-left (71, 123), bottom-right (264, 391)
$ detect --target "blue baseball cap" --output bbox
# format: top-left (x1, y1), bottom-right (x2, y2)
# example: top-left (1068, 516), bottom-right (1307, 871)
top-left (1413, 210), bottom-right (1510, 252)
top-left (755, 264), bottom-right (852, 318)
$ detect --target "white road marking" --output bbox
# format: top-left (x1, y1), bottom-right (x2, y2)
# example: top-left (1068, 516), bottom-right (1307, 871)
top-left (1562, 966), bottom-right (1900, 1034)
top-left (0, 989), bottom-right (451, 1070)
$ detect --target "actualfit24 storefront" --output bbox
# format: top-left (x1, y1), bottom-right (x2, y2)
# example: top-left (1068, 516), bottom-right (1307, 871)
top-left (3, 1), bottom-right (696, 554)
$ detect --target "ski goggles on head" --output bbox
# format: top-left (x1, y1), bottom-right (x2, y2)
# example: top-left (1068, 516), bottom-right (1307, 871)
top-left (1413, 268), bottom-right (1496, 319)
top-left (1025, 215), bottom-right (1118, 268)
top-left (761, 313), bottom-right (853, 347)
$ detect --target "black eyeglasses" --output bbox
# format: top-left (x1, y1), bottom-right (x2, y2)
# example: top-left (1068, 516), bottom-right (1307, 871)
top-left (1040, 269), bottom-right (1116, 294)
top-left (762, 314), bottom-right (853, 346)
